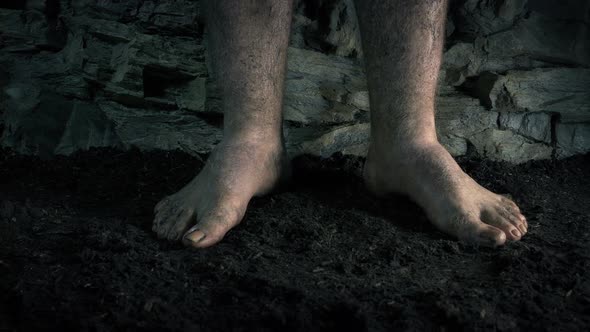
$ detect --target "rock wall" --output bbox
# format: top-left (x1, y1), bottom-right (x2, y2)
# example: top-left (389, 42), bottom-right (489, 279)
top-left (1, 0), bottom-right (589, 162)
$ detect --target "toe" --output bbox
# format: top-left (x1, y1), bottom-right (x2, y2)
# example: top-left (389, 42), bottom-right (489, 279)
top-left (163, 210), bottom-right (183, 240)
top-left (439, 213), bottom-right (505, 247)
top-left (500, 196), bottom-right (520, 212)
top-left (154, 206), bottom-right (179, 239)
top-left (153, 207), bottom-right (171, 235)
top-left (166, 209), bottom-right (195, 240)
top-left (473, 223), bottom-right (507, 247)
top-left (499, 197), bottom-right (527, 233)
top-left (183, 227), bottom-right (207, 247)
top-left (516, 217), bottom-right (527, 235)
top-left (501, 206), bottom-right (527, 236)
top-left (481, 208), bottom-right (522, 241)
top-left (503, 207), bottom-right (526, 231)
top-left (154, 196), bottom-right (171, 213)
top-left (183, 207), bottom-right (243, 248)
top-left (517, 212), bottom-right (528, 230)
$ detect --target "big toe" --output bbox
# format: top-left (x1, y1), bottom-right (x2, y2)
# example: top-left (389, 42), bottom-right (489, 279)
top-left (472, 223), bottom-right (507, 247)
top-left (183, 208), bottom-right (243, 248)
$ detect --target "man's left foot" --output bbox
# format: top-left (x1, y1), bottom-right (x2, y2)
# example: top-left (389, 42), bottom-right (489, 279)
top-left (363, 141), bottom-right (528, 247)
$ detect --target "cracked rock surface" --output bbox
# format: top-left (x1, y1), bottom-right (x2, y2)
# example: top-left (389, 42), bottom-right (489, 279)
top-left (1, 0), bottom-right (589, 162)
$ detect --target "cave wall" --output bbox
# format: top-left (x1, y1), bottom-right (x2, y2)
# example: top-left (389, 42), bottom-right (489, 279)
top-left (0, 0), bottom-right (589, 162)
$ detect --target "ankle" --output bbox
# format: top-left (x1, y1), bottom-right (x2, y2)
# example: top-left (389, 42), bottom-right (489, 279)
top-left (364, 139), bottom-right (462, 200)
top-left (368, 136), bottom-right (439, 163)
top-left (223, 129), bottom-right (283, 148)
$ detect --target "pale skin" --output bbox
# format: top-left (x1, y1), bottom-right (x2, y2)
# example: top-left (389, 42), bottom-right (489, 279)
top-left (153, 0), bottom-right (528, 248)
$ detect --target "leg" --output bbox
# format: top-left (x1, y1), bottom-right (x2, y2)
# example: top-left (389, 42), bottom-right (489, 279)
top-left (356, 0), bottom-right (527, 246)
top-left (153, 0), bottom-right (293, 248)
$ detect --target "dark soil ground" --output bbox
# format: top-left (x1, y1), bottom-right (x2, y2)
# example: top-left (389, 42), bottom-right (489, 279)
top-left (0, 147), bottom-right (588, 331)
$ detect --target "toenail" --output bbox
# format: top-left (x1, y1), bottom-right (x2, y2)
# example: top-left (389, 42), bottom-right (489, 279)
top-left (511, 229), bottom-right (521, 238)
top-left (189, 233), bottom-right (206, 244)
top-left (518, 225), bottom-right (526, 234)
top-left (184, 226), bottom-right (206, 244)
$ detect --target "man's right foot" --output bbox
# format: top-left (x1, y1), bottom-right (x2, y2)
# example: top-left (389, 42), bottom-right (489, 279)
top-left (153, 137), bottom-right (289, 248)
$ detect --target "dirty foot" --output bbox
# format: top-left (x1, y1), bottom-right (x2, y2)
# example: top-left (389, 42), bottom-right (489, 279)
top-left (153, 138), bottom-right (288, 248)
top-left (363, 141), bottom-right (527, 247)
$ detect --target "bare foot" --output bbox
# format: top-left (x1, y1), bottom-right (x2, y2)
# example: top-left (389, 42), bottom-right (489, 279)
top-left (363, 141), bottom-right (527, 247)
top-left (153, 138), bottom-right (288, 248)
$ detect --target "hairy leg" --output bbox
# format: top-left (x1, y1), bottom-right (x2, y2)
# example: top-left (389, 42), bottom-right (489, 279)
top-left (153, 0), bottom-right (293, 248)
top-left (356, 0), bottom-right (527, 246)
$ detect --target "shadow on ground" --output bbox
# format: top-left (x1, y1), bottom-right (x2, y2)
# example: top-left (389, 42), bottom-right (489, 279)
top-left (0, 148), bottom-right (589, 331)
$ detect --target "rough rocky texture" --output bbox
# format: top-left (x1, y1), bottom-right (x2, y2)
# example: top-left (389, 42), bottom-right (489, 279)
top-left (556, 122), bottom-right (590, 158)
top-left (1, 0), bottom-right (589, 163)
